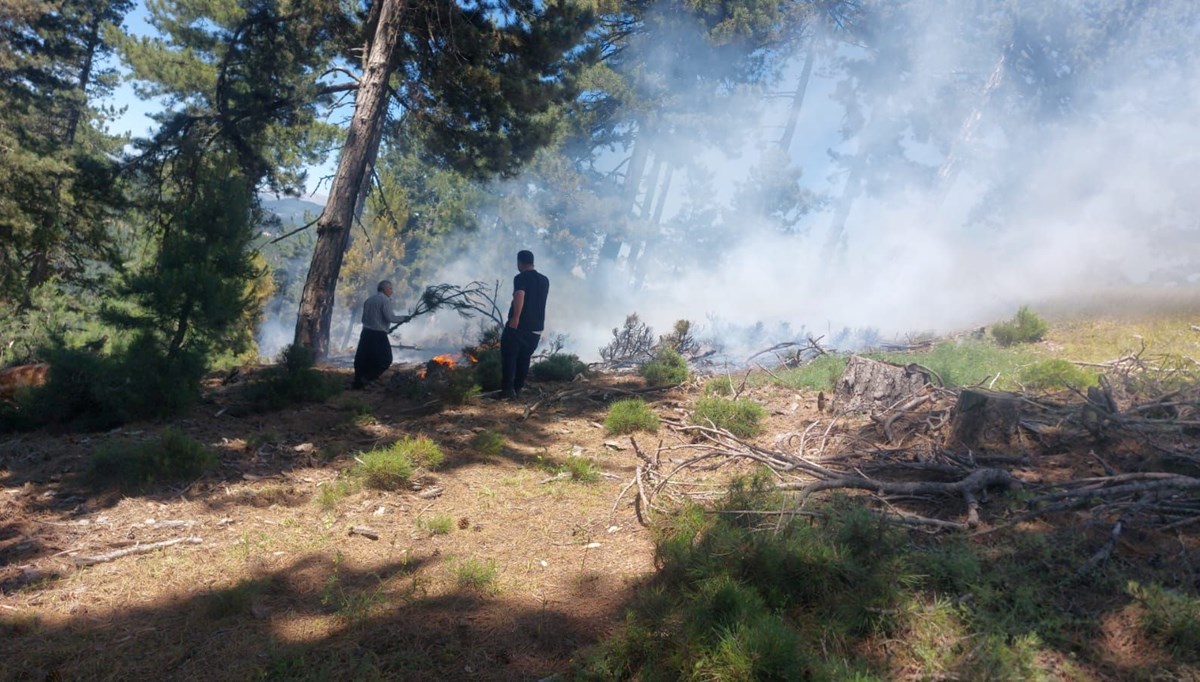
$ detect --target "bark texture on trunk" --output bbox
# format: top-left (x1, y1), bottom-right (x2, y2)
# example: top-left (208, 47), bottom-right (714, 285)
top-left (293, 0), bottom-right (402, 359)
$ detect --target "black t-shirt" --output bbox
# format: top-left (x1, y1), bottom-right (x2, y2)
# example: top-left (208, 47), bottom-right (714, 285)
top-left (509, 269), bottom-right (549, 332)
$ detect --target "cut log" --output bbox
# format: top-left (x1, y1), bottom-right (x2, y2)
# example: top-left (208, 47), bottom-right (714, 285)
top-left (833, 356), bottom-right (930, 412)
top-left (948, 388), bottom-right (1022, 453)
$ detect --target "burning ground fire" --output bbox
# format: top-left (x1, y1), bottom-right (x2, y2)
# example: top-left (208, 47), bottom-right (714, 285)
top-left (417, 354), bottom-right (460, 380)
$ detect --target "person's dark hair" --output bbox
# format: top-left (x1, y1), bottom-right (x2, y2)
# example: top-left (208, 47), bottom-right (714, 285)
top-left (517, 250), bottom-right (534, 265)
top-left (377, 280), bottom-right (392, 292)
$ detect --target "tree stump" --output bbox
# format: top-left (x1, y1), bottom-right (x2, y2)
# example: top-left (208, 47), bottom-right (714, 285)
top-left (833, 355), bottom-right (930, 412)
top-left (948, 388), bottom-right (1022, 453)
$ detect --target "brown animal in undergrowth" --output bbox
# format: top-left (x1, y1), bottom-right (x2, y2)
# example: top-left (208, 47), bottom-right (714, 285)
top-left (0, 363), bottom-right (50, 402)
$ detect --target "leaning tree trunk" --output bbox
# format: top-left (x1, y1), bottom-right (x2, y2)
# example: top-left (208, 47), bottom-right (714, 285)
top-left (292, 0), bottom-right (402, 360)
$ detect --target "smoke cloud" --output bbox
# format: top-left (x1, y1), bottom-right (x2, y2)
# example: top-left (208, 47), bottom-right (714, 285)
top-left (266, 0), bottom-right (1200, 365)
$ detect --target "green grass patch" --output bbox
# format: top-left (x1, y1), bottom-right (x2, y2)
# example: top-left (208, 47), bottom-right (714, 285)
top-left (1019, 358), bottom-right (1097, 390)
top-left (455, 558), bottom-right (499, 594)
top-left (576, 478), bottom-right (1125, 681)
top-left (530, 353), bottom-right (589, 381)
top-left (872, 340), bottom-right (1035, 389)
top-left (420, 514), bottom-right (454, 536)
top-left (604, 398), bottom-right (659, 435)
top-left (565, 455), bottom-right (600, 483)
top-left (534, 453), bottom-right (601, 484)
top-left (317, 476), bottom-right (361, 510)
top-left (690, 397), bottom-right (766, 438)
top-left (469, 430), bottom-right (505, 457)
top-left (336, 396), bottom-right (374, 425)
top-left (353, 436), bottom-right (443, 490)
top-left (704, 376), bottom-right (735, 396)
top-left (639, 347), bottom-right (688, 386)
top-left (766, 354), bottom-right (848, 392)
top-left (90, 428), bottom-right (217, 489)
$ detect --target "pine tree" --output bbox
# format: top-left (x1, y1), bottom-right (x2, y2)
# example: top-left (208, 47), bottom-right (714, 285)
top-left (293, 0), bottom-right (597, 359)
top-left (0, 0), bottom-right (131, 304)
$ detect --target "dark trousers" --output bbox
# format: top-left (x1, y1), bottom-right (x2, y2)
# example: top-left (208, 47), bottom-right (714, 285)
top-left (500, 327), bottom-right (540, 393)
top-left (353, 328), bottom-right (392, 388)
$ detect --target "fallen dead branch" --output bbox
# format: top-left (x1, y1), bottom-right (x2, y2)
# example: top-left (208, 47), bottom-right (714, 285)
top-left (74, 537), bottom-right (203, 566)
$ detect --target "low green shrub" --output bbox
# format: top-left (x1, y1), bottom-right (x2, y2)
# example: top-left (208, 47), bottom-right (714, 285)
top-left (639, 347), bottom-right (688, 386)
top-left (436, 366), bottom-right (482, 405)
top-left (465, 327), bottom-right (503, 392)
top-left (1129, 581), bottom-right (1200, 657)
top-left (991, 306), bottom-right (1048, 346)
top-left (472, 348), bottom-right (502, 392)
top-left (1019, 358), bottom-right (1096, 390)
top-left (530, 353), bottom-right (588, 381)
top-left (705, 376), bottom-right (735, 396)
top-left (90, 428), bottom-right (217, 489)
top-left (9, 339), bottom-right (207, 431)
top-left (605, 398), bottom-right (659, 435)
top-left (691, 397), bottom-right (766, 438)
top-left (241, 344), bottom-right (341, 411)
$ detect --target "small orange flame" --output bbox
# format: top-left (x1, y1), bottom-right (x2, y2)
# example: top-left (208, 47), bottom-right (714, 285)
top-left (465, 352), bottom-right (478, 364)
top-left (431, 354), bottom-right (456, 369)
top-left (417, 368), bottom-right (427, 380)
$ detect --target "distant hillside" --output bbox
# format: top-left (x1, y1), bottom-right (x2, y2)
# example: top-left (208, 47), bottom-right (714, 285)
top-left (260, 196), bottom-right (324, 236)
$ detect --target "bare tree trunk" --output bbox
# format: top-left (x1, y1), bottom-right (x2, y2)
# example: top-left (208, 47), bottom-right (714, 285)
top-left (934, 47), bottom-right (1009, 202)
top-left (293, 0), bottom-right (402, 359)
top-left (596, 123), bottom-right (652, 270)
top-left (779, 26), bottom-right (820, 152)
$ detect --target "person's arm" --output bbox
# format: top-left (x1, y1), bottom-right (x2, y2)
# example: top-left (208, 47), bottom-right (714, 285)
top-left (508, 290), bottom-right (525, 329)
top-left (383, 298), bottom-right (411, 327)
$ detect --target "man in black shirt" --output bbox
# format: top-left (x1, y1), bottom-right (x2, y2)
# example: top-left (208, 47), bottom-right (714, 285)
top-left (499, 250), bottom-right (549, 399)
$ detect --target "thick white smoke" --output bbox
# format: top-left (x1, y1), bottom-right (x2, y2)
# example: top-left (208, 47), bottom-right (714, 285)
top-left (268, 1), bottom-right (1200, 364)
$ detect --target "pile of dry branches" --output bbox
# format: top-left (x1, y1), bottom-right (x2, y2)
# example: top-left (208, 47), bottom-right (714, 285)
top-left (613, 355), bottom-right (1200, 546)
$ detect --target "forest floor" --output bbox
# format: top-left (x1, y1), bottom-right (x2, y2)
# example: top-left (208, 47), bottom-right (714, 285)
top-left (3, 301), bottom-right (1200, 681)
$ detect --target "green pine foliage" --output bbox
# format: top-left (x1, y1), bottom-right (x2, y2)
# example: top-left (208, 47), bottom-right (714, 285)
top-left (991, 306), bottom-right (1049, 346)
top-left (0, 0), bottom-right (131, 303)
top-left (241, 344), bottom-right (341, 411)
top-left (605, 398), bottom-right (660, 435)
top-left (530, 353), bottom-right (589, 381)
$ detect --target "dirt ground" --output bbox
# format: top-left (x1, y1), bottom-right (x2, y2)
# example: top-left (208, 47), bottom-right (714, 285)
top-left (2, 360), bottom-right (1197, 681)
top-left (0, 367), bottom-right (815, 680)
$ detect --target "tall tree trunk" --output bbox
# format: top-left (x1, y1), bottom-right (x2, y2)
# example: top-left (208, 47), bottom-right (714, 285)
top-left (822, 158), bottom-right (863, 262)
top-left (934, 47), bottom-right (1009, 202)
top-left (779, 25), bottom-right (820, 152)
top-left (596, 122), bottom-right (652, 270)
top-left (640, 153), bottom-right (663, 218)
top-left (293, 0), bottom-right (402, 359)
